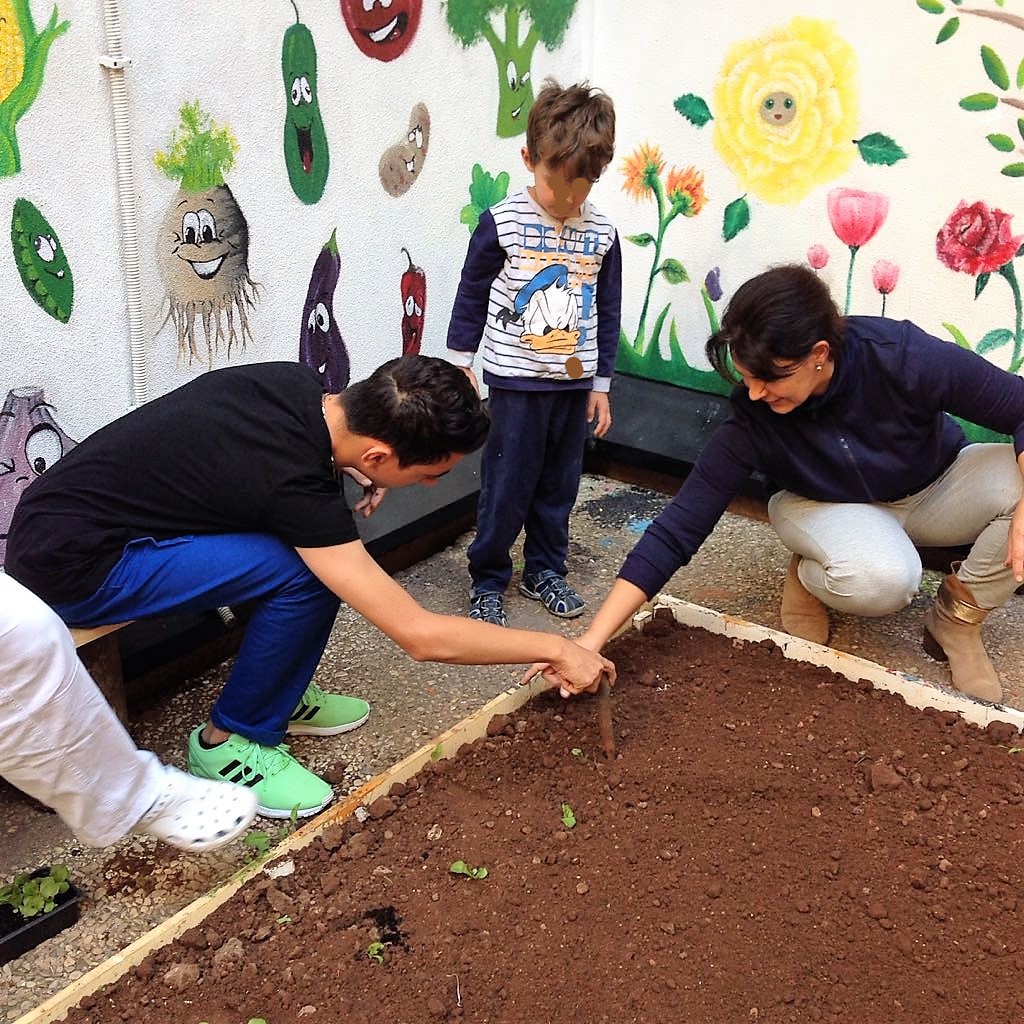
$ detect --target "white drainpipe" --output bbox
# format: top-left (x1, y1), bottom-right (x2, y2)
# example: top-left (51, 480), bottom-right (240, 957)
top-left (100, 0), bottom-right (148, 407)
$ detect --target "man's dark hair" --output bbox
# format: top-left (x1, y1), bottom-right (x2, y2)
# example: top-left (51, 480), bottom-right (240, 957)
top-left (340, 356), bottom-right (489, 466)
top-left (706, 264), bottom-right (846, 384)
top-left (526, 78), bottom-right (616, 183)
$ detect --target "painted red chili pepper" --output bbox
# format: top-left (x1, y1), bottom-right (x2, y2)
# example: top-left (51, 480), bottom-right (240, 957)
top-left (400, 246), bottom-right (426, 356)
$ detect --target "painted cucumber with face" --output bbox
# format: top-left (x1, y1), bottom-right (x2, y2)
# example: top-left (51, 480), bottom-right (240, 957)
top-left (282, 6), bottom-right (329, 204)
top-left (300, 229), bottom-right (349, 392)
top-left (11, 198), bottom-right (73, 322)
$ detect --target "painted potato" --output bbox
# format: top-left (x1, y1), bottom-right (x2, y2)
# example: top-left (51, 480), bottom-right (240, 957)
top-left (0, 386), bottom-right (77, 564)
top-left (340, 0), bottom-right (421, 62)
top-left (156, 184), bottom-right (257, 362)
top-left (378, 102), bottom-right (429, 197)
top-left (300, 229), bottom-right (350, 392)
top-left (282, 11), bottom-right (329, 204)
top-left (11, 197), bottom-right (73, 322)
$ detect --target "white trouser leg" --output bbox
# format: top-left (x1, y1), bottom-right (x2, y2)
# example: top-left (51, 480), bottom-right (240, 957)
top-left (0, 573), bottom-right (163, 847)
top-left (768, 495), bottom-right (921, 616)
top-left (768, 443), bottom-right (1022, 616)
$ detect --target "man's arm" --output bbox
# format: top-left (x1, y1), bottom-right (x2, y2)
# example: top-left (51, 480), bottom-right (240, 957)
top-left (296, 540), bottom-right (615, 690)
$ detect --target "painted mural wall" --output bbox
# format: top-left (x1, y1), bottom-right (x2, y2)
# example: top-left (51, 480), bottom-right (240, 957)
top-left (1, 0), bottom-right (1021, 563)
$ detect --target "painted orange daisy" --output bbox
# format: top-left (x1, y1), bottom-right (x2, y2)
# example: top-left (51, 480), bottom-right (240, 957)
top-left (620, 142), bottom-right (665, 201)
top-left (665, 166), bottom-right (707, 217)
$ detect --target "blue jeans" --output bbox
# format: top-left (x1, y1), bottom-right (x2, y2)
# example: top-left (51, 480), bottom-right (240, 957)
top-left (469, 388), bottom-right (589, 593)
top-left (53, 534), bottom-right (340, 745)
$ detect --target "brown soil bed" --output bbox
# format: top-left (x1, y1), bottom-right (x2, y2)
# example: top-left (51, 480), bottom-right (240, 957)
top-left (62, 614), bottom-right (1024, 1024)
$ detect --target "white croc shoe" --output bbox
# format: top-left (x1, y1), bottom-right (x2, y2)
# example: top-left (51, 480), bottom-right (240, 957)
top-left (134, 765), bottom-right (257, 852)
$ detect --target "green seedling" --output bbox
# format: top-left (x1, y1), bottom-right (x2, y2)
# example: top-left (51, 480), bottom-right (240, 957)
top-left (243, 806), bottom-right (301, 859)
top-left (431, 743), bottom-right (444, 761)
top-left (276, 915), bottom-right (291, 925)
top-left (0, 864), bottom-right (71, 920)
top-left (570, 747), bottom-right (584, 759)
top-left (561, 803), bottom-right (577, 829)
top-left (1008, 746), bottom-right (1024, 754)
top-left (366, 940), bottom-right (386, 965)
top-left (449, 859), bottom-right (489, 880)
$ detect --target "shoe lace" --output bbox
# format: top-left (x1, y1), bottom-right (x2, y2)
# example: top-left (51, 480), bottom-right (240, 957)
top-left (239, 740), bottom-right (297, 780)
top-left (473, 592), bottom-right (504, 614)
top-left (535, 572), bottom-right (577, 601)
top-left (299, 681), bottom-right (327, 707)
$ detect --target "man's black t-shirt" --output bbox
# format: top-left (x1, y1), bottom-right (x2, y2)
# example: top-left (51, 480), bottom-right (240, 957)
top-left (6, 362), bottom-right (359, 604)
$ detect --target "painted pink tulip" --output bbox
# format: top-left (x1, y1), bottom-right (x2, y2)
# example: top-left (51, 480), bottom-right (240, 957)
top-left (935, 200), bottom-right (1023, 276)
top-left (827, 187), bottom-right (889, 249)
top-left (806, 244), bottom-right (830, 270)
top-left (871, 259), bottom-right (900, 295)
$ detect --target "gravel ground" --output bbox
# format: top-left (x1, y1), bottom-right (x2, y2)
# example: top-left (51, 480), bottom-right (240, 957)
top-left (2, 472), bottom-right (1022, 1020)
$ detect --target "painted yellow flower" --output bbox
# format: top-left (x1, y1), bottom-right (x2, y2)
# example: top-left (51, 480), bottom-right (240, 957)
top-left (712, 16), bottom-right (859, 205)
top-left (665, 166), bottom-right (707, 217)
top-left (620, 142), bottom-right (665, 201)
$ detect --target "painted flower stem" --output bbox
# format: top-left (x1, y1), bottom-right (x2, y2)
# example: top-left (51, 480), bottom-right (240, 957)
top-left (999, 261), bottom-right (1023, 373)
top-left (880, 293), bottom-right (887, 318)
top-left (635, 178), bottom-right (686, 350)
top-left (701, 286), bottom-right (720, 334)
top-left (843, 244), bottom-right (859, 315)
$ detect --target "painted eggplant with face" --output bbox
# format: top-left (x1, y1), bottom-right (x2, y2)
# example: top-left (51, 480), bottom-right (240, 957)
top-left (300, 229), bottom-right (349, 391)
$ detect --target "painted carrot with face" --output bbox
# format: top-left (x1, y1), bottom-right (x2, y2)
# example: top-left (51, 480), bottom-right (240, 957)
top-left (400, 246), bottom-right (425, 356)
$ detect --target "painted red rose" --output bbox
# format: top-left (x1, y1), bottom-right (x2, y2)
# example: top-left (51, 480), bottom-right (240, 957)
top-left (936, 200), bottom-right (1023, 276)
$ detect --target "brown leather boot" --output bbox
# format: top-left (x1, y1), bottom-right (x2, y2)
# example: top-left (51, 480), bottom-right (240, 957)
top-left (922, 569), bottom-right (1002, 703)
top-left (781, 554), bottom-right (830, 644)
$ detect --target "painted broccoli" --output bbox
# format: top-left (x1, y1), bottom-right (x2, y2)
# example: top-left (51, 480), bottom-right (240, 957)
top-left (443, 0), bottom-right (576, 138)
top-left (0, 0), bottom-right (69, 176)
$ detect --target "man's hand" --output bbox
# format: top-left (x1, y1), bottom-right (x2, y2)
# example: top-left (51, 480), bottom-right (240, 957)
top-left (522, 639), bottom-right (615, 699)
top-left (588, 391), bottom-right (612, 438)
top-left (340, 465), bottom-right (387, 518)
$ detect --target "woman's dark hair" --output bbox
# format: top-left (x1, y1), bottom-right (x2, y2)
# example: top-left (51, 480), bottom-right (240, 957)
top-left (705, 265), bottom-right (845, 384)
top-left (340, 356), bottom-right (490, 466)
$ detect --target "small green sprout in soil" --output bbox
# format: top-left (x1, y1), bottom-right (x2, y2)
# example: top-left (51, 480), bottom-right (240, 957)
top-left (430, 743), bottom-right (444, 761)
top-left (561, 803), bottom-right (577, 828)
top-left (244, 807), bottom-right (300, 859)
top-left (449, 860), bottom-right (489, 880)
top-left (366, 941), bottom-right (387, 965)
top-left (570, 747), bottom-right (584, 759)
top-left (276, 915), bottom-right (291, 925)
top-left (1009, 746), bottom-right (1024, 754)
top-left (0, 864), bottom-right (71, 920)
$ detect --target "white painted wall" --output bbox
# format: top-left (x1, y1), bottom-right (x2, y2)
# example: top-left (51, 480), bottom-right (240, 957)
top-left (2, 0), bottom-right (1021, 442)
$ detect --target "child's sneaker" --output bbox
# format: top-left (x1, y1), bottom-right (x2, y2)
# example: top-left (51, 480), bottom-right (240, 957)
top-left (519, 570), bottom-right (586, 618)
top-left (468, 589), bottom-right (508, 627)
top-left (288, 682), bottom-right (370, 736)
top-left (134, 765), bottom-right (258, 852)
top-left (187, 727), bottom-right (333, 820)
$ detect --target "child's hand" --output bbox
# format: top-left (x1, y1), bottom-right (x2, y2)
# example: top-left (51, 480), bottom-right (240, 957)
top-left (459, 366), bottom-right (481, 395)
top-left (588, 392), bottom-right (612, 438)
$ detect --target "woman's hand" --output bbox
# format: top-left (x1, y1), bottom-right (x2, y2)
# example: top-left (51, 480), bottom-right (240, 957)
top-left (522, 632), bottom-right (612, 698)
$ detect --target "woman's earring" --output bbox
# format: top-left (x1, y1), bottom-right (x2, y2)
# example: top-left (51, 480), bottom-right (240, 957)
top-left (815, 363), bottom-right (823, 372)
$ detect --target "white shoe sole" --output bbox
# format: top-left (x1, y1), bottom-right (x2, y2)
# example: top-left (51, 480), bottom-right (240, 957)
top-left (286, 708), bottom-right (370, 736)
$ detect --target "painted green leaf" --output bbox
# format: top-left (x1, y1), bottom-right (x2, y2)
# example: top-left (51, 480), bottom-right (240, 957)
top-left (1018, 57), bottom-right (1024, 89)
top-left (1018, 118), bottom-right (1024, 141)
top-left (942, 322), bottom-right (972, 349)
top-left (659, 258), bottom-right (689, 285)
top-left (1002, 162), bottom-right (1024, 177)
top-left (977, 327), bottom-right (1013, 354)
top-left (975, 272), bottom-right (991, 299)
top-left (722, 195), bottom-right (750, 242)
top-left (987, 133), bottom-right (1016, 152)
top-left (626, 232), bottom-right (655, 247)
top-left (916, 0), bottom-right (945, 12)
top-left (959, 93), bottom-right (998, 111)
top-left (855, 133), bottom-right (907, 166)
top-left (936, 17), bottom-right (960, 43)
top-left (981, 46), bottom-right (1010, 90)
top-left (673, 93), bottom-right (713, 127)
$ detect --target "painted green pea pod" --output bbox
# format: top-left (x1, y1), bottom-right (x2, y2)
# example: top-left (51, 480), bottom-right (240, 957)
top-left (282, 11), bottom-right (329, 204)
top-left (10, 197), bottom-right (73, 323)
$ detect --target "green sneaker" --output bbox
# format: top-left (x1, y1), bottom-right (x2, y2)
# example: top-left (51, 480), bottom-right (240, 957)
top-left (287, 682), bottom-right (370, 736)
top-left (187, 726), bottom-right (333, 820)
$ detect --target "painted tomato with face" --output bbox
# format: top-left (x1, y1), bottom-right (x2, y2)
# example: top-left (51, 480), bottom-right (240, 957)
top-left (340, 0), bottom-right (421, 62)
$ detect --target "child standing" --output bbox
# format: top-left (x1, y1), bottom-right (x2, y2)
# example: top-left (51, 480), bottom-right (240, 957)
top-left (447, 80), bottom-right (620, 626)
